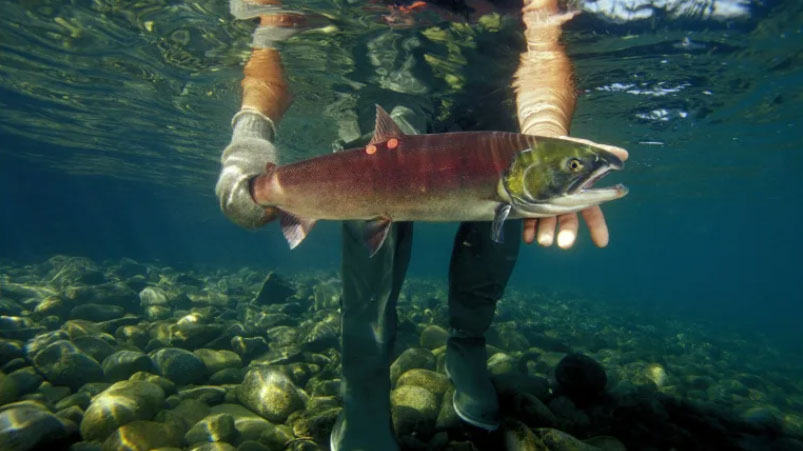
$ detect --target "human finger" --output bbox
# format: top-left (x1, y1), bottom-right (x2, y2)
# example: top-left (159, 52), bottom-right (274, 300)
top-left (581, 205), bottom-right (609, 247)
top-left (556, 213), bottom-right (579, 249)
top-left (523, 218), bottom-right (537, 244)
top-left (536, 216), bottom-right (557, 246)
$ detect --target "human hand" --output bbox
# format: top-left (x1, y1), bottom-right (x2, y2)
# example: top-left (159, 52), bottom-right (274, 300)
top-left (522, 206), bottom-right (610, 248)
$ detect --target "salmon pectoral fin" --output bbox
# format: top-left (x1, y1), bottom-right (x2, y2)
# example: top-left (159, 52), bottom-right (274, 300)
top-left (370, 105), bottom-right (406, 145)
top-left (363, 217), bottom-right (393, 258)
top-left (279, 210), bottom-right (317, 249)
top-left (491, 203), bottom-right (511, 243)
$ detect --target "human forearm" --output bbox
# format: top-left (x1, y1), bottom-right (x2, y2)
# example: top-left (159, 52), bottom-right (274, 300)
top-left (513, 0), bottom-right (576, 138)
top-left (216, 3), bottom-right (295, 228)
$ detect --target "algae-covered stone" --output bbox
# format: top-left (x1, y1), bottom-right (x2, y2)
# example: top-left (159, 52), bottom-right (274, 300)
top-left (156, 398), bottom-right (211, 433)
top-left (191, 442), bottom-right (237, 451)
top-left (56, 404), bottom-right (84, 425)
top-left (313, 281), bottom-right (340, 311)
top-left (0, 340), bottom-right (24, 363)
top-left (390, 348), bottom-right (436, 386)
top-left (69, 304), bottom-right (124, 322)
top-left (101, 420), bottom-right (182, 451)
top-left (139, 287), bottom-right (169, 306)
top-left (102, 350), bottom-right (154, 382)
top-left (178, 386), bottom-right (226, 405)
top-left (185, 413), bottom-right (237, 444)
top-left (209, 368), bottom-right (244, 385)
top-left (487, 353), bottom-right (518, 377)
top-left (0, 371), bottom-right (19, 405)
top-left (237, 366), bottom-right (306, 423)
top-left (150, 347), bottom-right (205, 385)
top-left (396, 369), bottom-right (450, 403)
top-left (169, 323), bottom-right (224, 350)
top-left (435, 387), bottom-right (461, 431)
top-left (292, 408), bottom-right (340, 443)
top-left (230, 336), bottom-right (268, 361)
top-left (534, 428), bottom-right (599, 451)
top-left (390, 385), bottom-right (438, 437)
top-left (511, 393), bottom-right (556, 428)
top-left (193, 348), bottom-right (242, 375)
top-left (0, 404), bottom-right (76, 450)
top-left (80, 380), bottom-right (165, 442)
top-left (31, 340), bottom-right (103, 390)
top-left (72, 335), bottom-right (116, 362)
top-left (8, 367), bottom-right (42, 396)
top-left (210, 403), bottom-right (272, 443)
top-left (253, 272), bottom-right (296, 304)
top-left (0, 316), bottom-right (43, 339)
top-left (503, 419), bottom-right (546, 451)
top-left (129, 371), bottom-right (176, 395)
top-left (258, 423), bottom-right (294, 450)
top-left (419, 325), bottom-right (449, 350)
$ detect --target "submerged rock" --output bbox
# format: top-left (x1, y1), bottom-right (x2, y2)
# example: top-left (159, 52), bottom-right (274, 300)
top-left (102, 350), bottom-right (154, 382)
top-left (0, 404), bottom-right (77, 450)
top-left (396, 369), bottom-right (450, 403)
top-left (419, 325), bottom-right (449, 350)
top-left (80, 380), bottom-right (165, 442)
top-left (237, 366), bottom-right (306, 423)
top-left (210, 403), bottom-right (272, 443)
top-left (390, 348), bottom-right (436, 386)
top-left (555, 353), bottom-right (607, 404)
top-left (150, 347), bottom-right (206, 386)
top-left (71, 335), bottom-right (116, 363)
top-left (31, 340), bottom-right (103, 390)
top-left (391, 385), bottom-right (439, 437)
top-left (185, 413), bottom-right (238, 445)
top-left (69, 304), bottom-right (124, 322)
top-left (101, 420), bottom-right (182, 451)
top-left (253, 273), bottom-right (296, 305)
top-left (193, 348), bottom-right (243, 375)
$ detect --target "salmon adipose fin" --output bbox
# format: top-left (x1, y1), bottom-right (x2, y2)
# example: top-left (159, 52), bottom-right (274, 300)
top-left (370, 105), bottom-right (406, 144)
top-left (363, 218), bottom-right (392, 257)
top-left (279, 211), bottom-right (317, 249)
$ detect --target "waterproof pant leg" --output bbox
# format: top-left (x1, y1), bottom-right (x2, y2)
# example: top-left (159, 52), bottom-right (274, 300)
top-left (332, 220), bottom-right (413, 451)
top-left (446, 220), bottom-right (521, 430)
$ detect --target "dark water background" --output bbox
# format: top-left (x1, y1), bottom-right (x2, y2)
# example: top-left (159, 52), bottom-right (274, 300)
top-left (1, 0), bottom-right (801, 351)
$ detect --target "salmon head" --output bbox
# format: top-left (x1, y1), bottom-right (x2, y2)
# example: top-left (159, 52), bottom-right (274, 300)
top-left (499, 136), bottom-right (629, 216)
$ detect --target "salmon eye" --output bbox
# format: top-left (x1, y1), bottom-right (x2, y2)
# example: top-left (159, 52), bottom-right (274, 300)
top-left (568, 158), bottom-right (583, 172)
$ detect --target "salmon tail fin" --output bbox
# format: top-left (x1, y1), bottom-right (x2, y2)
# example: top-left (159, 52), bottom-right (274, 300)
top-left (363, 217), bottom-right (392, 257)
top-left (370, 105), bottom-right (406, 145)
top-left (278, 210), bottom-right (317, 249)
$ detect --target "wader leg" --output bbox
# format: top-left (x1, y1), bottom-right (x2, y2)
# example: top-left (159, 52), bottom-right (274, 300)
top-left (446, 220), bottom-right (521, 430)
top-left (331, 104), bottom-right (425, 450)
top-left (331, 220), bottom-right (413, 451)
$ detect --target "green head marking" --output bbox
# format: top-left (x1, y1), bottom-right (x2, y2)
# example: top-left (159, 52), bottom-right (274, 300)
top-left (501, 136), bottom-right (629, 216)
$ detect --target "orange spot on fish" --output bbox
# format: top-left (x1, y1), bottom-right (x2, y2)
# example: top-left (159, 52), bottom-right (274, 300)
top-left (365, 144), bottom-right (377, 155)
top-left (387, 138), bottom-right (399, 149)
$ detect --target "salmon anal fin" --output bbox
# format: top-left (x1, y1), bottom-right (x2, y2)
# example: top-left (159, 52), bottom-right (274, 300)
top-left (363, 217), bottom-right (393, 257)
top-left (491, 203), bottom-right (510, 243)
top-left (279, 210), bottom-right (317, 249)
top-left (370, 105), bottom-right (406, 145)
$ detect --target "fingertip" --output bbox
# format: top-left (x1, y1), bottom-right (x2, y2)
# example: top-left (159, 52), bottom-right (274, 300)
top-left (581, 206), bottom-right (610, 248)
top-left (522, 220), bottom-right (536, 244)
top-left (557, 229), bottom-right (576, 248)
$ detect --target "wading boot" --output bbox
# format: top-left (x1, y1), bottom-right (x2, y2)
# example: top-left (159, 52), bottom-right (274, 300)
top-left (446, 333), bottom-right (500, 431)
top-left (446, 220), bottom-right (521, 431)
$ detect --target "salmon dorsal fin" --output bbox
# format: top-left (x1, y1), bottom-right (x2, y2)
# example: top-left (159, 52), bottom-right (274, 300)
top-left (370, 105), bottom-right (405, 145)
